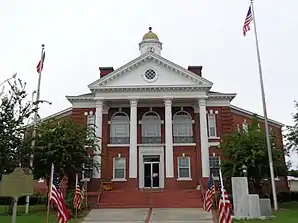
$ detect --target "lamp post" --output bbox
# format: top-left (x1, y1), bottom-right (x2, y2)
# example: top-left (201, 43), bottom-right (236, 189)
top-left (242, 164), bottom-right (248, 177)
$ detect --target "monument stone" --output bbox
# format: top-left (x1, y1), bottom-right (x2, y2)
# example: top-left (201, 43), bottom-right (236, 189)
top-left (232, 177), bottom-right (249, 217)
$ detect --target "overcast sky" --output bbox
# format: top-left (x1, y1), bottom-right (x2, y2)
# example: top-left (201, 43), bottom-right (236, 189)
top-left (1, 0), bottom-right (297, 168)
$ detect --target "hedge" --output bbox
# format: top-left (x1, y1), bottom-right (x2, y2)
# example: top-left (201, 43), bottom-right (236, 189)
top-left (0, 193), bottom-right (47, 206)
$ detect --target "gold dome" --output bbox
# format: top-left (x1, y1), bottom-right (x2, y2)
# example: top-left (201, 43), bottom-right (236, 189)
top-left (142, 27), bottom-right (159, 40)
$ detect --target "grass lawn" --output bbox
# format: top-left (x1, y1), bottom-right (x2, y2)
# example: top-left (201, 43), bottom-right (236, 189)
top-left (235, 202), bottom-right (298, 223)
top-left (0, 205), bottom-right (87, 223)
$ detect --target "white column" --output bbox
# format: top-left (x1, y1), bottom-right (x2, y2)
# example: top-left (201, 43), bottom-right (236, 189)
top-left (129, 99), bottom-right (138, 178)
top-left (199, 99), bottom-right (210, 177)
top-left (164, 98), bottom-right (174, 178)
top-left (93, 100), bottom-right (103, 178)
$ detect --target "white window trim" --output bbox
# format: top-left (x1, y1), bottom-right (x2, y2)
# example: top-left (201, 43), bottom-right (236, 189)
top-left (112, 157), bottom-right (126, 181)
top-left (177, 156), bottom-right (192, 180)
top-left (207, 114), bottom-right (217, 138)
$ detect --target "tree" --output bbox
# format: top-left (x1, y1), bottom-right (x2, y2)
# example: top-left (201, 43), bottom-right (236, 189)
top-left (22, 118), bottom-right (99, 187)
top-left (285, 101), bottom-right (298, 155)
top-left (288, 169), bottom-right (298, 177)
top-left (220, 115), bottom-right (287, 195)
top-left (0, 78), bottom-right (35, 177)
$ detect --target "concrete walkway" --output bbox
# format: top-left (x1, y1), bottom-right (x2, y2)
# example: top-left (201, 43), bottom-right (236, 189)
top-left (82, 208), bottom-right (213, 223)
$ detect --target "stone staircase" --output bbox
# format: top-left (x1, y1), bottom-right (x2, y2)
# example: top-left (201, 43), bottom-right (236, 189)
top-left (90, 188), bottom-right (203, 209)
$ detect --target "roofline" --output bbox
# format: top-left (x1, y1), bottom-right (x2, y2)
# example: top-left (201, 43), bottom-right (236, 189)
top-left (27, 107), bottom-right (72, 127)
top-left (230, 105), bottom-right (284, 127)
top-left (208, 93), bottom-right (237, 101)
top-left (88, 52), bottom-right (214, 89)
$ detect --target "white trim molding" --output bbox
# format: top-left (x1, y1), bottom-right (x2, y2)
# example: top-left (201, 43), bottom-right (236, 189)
top-left (177, 156), bottom-right (191, 180)
top-left (112, 157), bottom-right (126, 181)
top-left (138, 146), bottom-right (165, 189)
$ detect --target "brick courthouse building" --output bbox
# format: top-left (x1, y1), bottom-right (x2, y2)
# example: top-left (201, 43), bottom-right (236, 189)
top-left (39, 28), bottom-right (286, 208)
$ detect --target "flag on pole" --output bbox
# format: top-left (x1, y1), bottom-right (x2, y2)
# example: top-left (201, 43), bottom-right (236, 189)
top-left (36, 51), bottom-right (45, 73)
top-left (203, 174), bottom-right (215, 212)
top-left (218, 171), bottom-right (233, 223)
top-left (243, 4), bottom-right (253, 36)
top-left (49, 165), bottom-right (70, 223)
top-left (73, 174), bottom-right (82, 210)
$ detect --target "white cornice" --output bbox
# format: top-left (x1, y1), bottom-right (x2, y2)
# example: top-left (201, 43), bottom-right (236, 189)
top-left (88, 52), bottom-right (213, 89)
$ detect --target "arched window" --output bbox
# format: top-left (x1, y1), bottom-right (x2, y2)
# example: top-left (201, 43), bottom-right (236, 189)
top-left (173, 111), bottom-right (193, 143)
top-left (141, 111), bottom-right (161, 144)
top-left (110, 112), bottom-right (130, 144)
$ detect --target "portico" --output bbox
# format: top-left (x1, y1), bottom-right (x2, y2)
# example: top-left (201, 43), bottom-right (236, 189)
top-left (91, 96), bottom-right (211, 184)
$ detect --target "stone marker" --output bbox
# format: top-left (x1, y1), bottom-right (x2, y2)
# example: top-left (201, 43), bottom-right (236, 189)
top-left (0, 168), bottom-right (34, 197)
top-left (0, 168), bottom-right (34, 223)
top-left (259, 198), bottom-right (272, 216)
top-left (248, 194), bottom-right (261, 217)
top-left (232, 177), bottom-right (249, 217)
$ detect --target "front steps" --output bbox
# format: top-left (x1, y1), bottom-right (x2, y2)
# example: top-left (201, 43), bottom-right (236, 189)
top-left (88, 188), bottom-right (204, 209)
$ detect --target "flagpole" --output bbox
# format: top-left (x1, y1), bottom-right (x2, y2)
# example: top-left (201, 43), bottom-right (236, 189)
top-left (85, 181), bottom-right (88, 211)
top-left (25, 44), bottom-right (45, 214)
top-left (250, 0), bottom-right (278, 211)
top-left (75, 173), bottom-right (78, 218)
top-left (218, 169), bottom-right (226, 223)
top-left (46, 163), bottom-right (54, 223)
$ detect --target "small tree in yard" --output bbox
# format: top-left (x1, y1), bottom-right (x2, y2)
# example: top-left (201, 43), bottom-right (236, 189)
top-left (220, 115), bottom-right (287, 196)
top-left (22, 118), bottom-right (99, 188)
top-left (285, 101), bottom-right (298, 157)
top-left (0, 78), bottom-right (35, 177)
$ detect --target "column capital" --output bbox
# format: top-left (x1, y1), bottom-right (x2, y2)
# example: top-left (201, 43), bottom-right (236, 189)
top-left (163, 97), bottom-right (173, 106)
top-left (198, 98), bottom-right (206, 107)
top-left (96, 100), bottom-right (104, 108)
top-left (129, 99), bottom-right (138, 107)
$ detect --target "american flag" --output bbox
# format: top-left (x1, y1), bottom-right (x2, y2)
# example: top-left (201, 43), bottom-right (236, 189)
top-left (73, 180), bottom-right (82, 210)
top-left (50, 167), bottom-right (69, 223)
top-left (243, 4), bottom-right (253, 36)
top-left (36, 51), bottom-right (45, 73)
top-left (218, 176), bottom-right (233, 223)
top-left (203, 175), bottom-right (215, 212)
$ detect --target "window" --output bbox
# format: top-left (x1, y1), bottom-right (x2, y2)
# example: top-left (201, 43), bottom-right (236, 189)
top-left (144, 69), bottom-right (157, 82)
top-left (208, 114), bottom-right (217, 137)
top-left (81, 163), bottom-right (92, 180)
top-left (113, 157), bottom-right (126, 180)
top-left (209, 156), bottom-right (220, 178)
top-left (87, 114), bottom-right (96, 139)
top-left (141, 111), bottom-right (161, 143)
top-left (110, 112), bottom-right (130, 144)
top-left (242, 120), bottom-right (248, 133)
top-left (173, 111), bottom-right (193, 143)
top-left (177, 156), bottom-right (191, 179)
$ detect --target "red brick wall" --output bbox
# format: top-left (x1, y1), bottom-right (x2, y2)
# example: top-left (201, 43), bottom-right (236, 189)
top-left (69, 105), bottom-right (286, 191)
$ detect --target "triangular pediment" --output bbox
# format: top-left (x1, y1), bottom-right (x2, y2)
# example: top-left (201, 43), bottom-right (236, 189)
top-left (88, 52), bottom-right (213, 90)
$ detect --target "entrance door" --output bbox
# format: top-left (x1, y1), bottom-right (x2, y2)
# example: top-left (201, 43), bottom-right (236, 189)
top-left (143, 156), bottom-right (160, 188)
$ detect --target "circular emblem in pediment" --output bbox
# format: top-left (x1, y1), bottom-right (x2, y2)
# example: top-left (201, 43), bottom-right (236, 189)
top-left (144, 69), bottom-right (158, 82)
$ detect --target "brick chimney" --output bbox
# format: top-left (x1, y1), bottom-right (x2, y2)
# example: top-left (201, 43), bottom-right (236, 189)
top-left (99, 67), bottom-right (114, 78)
top-left (188, 66), bottom-right (203, 77)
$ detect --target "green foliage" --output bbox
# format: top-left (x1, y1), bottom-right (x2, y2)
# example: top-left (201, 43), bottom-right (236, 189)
top-left (0, 78), bottom-right (35, 176)
top-left (288, 169), bottom-right (298, 177)
top-left (285, 101), bottom-right (298, 155)
top-left (220, 115), bottom-right (287, 194)
top-left (22, 118), bottom-right (99, 186)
